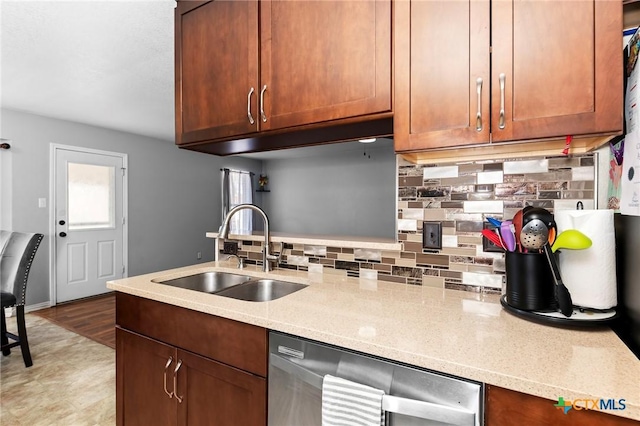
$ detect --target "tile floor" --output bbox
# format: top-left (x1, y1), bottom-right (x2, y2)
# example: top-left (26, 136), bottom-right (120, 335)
top-left (0, 314), bottom-right (115, 425)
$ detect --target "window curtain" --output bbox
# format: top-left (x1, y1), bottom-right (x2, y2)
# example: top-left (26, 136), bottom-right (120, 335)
top-left (221, 169), bottom-right (253, 234)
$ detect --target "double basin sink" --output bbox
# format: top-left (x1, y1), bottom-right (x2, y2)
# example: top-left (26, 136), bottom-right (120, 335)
top-left (152, 271), bottom-right (307, 302)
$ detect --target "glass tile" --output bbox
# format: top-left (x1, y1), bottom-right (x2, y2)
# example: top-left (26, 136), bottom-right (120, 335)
top-left (451, 193), bottom-right (469, 201)
top-left (440, 175), bottom-right (477, 185)
top-left (539, 191), bottom-right (561, 199)
top-left (423, 165), bottom-right (459, 179)
top-left (468, 192), bottom-right (494, 201)
top-left (399, 176), bottom-right (423, 187)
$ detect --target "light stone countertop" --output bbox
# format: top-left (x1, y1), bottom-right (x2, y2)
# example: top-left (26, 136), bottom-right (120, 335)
top-left (107, 261), bottom-right (640, 421)
top-left (205, 231), bottom-right (403, 251)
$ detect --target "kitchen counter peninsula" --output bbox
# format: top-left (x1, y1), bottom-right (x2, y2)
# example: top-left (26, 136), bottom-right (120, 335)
top-left (107, 261), bottom-right (640, 422)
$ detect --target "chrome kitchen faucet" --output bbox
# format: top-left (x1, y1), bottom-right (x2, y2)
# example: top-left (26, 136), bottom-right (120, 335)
top-left (215, 204), bottom-right (280, 272)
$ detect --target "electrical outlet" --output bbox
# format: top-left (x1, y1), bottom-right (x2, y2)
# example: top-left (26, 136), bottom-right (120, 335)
top-left (482, 223), bottom-right (503, 253)
top-left (223, 241), bottom-right (238, 255)
top-left (197, 252), bottom-right (202, 260)
top-left (422, 221), bottom-right (442, 250)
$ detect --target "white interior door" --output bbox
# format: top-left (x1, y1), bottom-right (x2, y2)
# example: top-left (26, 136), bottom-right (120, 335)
top-left (54, 147), bottom-right (126, 303)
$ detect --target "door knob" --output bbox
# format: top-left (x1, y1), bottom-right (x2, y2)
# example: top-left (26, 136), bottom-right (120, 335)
top-left (59, 220), bottom-right (66, 226)
top-left (59, 232), bottom-right (67, 237)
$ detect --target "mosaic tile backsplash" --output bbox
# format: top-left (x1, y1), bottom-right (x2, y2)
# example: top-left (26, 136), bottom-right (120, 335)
top-left (235, 153), bottom-right (596, 294)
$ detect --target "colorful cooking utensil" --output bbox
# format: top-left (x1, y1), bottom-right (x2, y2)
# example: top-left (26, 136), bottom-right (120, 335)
top-left (522, 207), bottom-right (556, 250)
top-left (513, 209), bottom-right (524, 252)
top-left (522, 207), bottom-right (555, 230)
top-left (481, 229), bottom-right (504, 249)
top-left (551, 229), bottom-right (592, 253)
top-left (499, 220), bottom-right (516, 252)
top-left (487, 217), bottom-right (502, 227)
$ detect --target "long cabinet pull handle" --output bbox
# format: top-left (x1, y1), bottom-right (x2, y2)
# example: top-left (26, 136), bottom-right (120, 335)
top-left (498, 73), bottom-right (506, 130)
top-left (260, 85), bottom-right (268, 123)
top-left (173, 359), bottom-right (184, 403)
top-left (475, 77), bottom-right (483, 132)
top-left (247, 87), bottom-right (255, 125)
top-left (163, 357), bottom-right (174, 399)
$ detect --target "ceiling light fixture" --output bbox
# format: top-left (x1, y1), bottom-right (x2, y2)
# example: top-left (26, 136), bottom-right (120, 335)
top-left (358, 138), bottom-right (377, 143)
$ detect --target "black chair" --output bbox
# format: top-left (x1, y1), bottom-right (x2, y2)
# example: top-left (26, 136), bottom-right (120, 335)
top-left (1, 231), bottom-right (44, 367)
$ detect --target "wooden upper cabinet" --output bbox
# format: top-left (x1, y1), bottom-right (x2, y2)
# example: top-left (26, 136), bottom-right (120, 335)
top-left (395, 0), bottom-right (490, 151)
top-left (395, 0), bottom-right (622, 153)
top-left (175, 1), bottom-right (259, 145)
top-left (175, 0), bottom-right (391, 150)
top-left (260, 0), bottom-right (391, 131)
top-left (491, 0), bottom-right (622, 142)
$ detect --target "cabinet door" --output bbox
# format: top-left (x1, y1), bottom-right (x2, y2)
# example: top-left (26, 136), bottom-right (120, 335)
top-left (394, 0), bottom-right (491, 151)
top-left (116, 328), bottom-right (177, 426)
top-left (486, 385), bottom-right (639, 426)
top-left (175, 1), bottom-right (259, 145)
top-left (176, 349), bottom-right (266, 426)
top-left (491, 0), bottom-right (622, 142)
top-left (260, 0), bottom-right (391, 131)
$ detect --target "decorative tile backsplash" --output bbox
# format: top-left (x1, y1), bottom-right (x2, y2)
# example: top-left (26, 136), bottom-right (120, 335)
top-left (235, 153), bottom-right (596, 294)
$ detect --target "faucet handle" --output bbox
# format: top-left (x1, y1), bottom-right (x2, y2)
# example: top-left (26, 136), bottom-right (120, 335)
top-left (225, 254), bottom-right (244, 269)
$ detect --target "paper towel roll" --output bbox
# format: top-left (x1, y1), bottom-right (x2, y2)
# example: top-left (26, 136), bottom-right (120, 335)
top-left (554, 209), bottom-right (617, 309)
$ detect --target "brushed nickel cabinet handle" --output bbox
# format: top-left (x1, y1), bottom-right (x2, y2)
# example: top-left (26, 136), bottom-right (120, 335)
top-left (499, 73), bottom-right (506, 130)
top-left (260, 85), bottom-right (268, 123)
top-left (163, 356), bottom-right (174, 398)
top-left (247, 87), bottom-right (255, 125)
top-left (475, 77), bottom-right (483, 132)
top-left (173, 359), bottom-right (184, 403)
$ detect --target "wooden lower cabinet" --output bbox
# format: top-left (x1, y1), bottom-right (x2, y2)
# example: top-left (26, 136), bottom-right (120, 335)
top-left (177, 349), bottom-right (266, 426)
top-left (117, 328), bottom-right (176, 426)
top-left (117, 328), bottom-right (266, 426)
top-left (486, 385), bottom-right (639, 426)
top-left (115, 293), bottom-right (268, 426)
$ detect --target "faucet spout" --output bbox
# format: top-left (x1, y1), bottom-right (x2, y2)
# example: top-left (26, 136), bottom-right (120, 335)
top-left (216, 204), bottom-right (279, 272)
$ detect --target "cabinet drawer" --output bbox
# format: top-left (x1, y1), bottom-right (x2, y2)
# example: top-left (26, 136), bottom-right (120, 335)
top-left (116, 293), bottom-right (267, 377)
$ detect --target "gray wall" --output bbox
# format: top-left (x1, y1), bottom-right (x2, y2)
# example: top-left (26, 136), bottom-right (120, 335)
top-left (261, 141), bottom-right (396, 239)
top-left (1, 108), bottom-right (261, 306)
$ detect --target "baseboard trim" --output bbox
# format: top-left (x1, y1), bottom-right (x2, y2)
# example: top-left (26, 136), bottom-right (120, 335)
top-left (25, 301), bottom-right (52, 313)
top-left (4, 302), bottom-right (51, 318)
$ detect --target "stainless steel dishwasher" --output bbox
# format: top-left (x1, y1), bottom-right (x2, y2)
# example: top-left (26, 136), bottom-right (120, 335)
top-left (268, 331), bottom-right (483, 426)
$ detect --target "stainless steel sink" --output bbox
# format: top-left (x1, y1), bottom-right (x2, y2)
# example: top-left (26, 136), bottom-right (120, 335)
top-left (214, 279), bottom-right (307, 302)
top-left (152, 272), bottom-right (307, 302)
top-left (152, 271), bottom-right (254, 293)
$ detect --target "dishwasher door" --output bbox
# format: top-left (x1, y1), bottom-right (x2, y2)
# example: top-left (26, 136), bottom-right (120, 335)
top-left (268, 331), bottom-right (483, 426)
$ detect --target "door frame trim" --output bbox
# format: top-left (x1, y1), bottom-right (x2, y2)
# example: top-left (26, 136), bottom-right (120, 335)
top-left (48, 143), bottom-right (129, 306)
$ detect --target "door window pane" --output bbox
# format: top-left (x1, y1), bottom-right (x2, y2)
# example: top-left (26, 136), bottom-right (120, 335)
top-left (68, 163), bottom-right (115, 230)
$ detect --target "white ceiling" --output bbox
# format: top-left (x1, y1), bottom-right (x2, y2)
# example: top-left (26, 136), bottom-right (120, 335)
top-left (0, 1), bottom-right (393, 158)
top-left (1, 0), bottom-right (176, 142)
